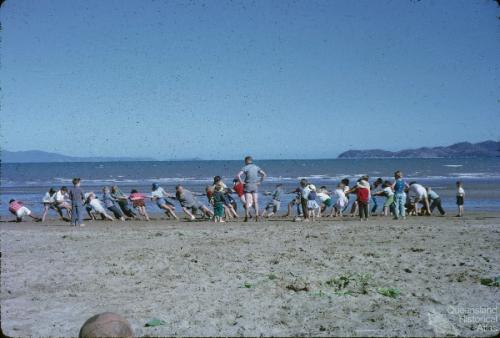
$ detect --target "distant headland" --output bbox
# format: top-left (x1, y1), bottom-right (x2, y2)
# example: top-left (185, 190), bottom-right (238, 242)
top-left (337, 140), bottom-right (500, 159)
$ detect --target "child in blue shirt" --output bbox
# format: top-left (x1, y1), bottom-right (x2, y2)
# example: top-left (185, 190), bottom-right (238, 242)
top-left (391, 171), bottom-right (409, 220)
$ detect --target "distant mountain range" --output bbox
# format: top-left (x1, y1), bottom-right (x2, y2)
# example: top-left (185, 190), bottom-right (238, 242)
top-left (1, 150), bottom-right (156, 163)
top-left (337, 140), bottom-right (500, 159)
top-left (2, 141), bottom-right (499, 162)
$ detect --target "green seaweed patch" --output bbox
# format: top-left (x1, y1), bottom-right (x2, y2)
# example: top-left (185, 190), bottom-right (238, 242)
top-left (480, 277), bottom-right (500, 287)
top-left (324, 273), bottom-right (373, 295)
top-left (377, 287), bottom-right (401, 298)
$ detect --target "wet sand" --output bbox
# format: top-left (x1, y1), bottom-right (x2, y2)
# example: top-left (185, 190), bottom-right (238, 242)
top-left (1, 213), bottom-right (499, 336)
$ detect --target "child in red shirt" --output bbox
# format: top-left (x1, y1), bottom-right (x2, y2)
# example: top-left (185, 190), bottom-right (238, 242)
top-left (129, 190), bottom-right (150, 221)
top-left (232, 178), bottom-right (251, 211)
top-left (9, 199), bottom-right (40, 222)
top-left (356, 178), bottom-right (371, 221)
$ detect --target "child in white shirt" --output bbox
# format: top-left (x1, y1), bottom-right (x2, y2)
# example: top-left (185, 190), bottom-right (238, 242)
top-left (88, 193), bottom-right (114, 221)
top-left (317, 186), bottom-right (332, 217)
top-left (333, 183), bottom-right (348, 217)
top-left (373, 181), bottom-right (395, 216)
top-left (456, 181), bottom-right (465, 217)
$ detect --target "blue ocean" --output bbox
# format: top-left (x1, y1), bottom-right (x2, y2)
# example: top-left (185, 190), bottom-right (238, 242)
top-left (1, 158), bottom-right (499, 218)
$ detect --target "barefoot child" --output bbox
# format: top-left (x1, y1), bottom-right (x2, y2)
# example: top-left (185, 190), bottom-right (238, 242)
top-left (41, 188), bottom-right (58, 222)
top-left (341, 178), bottom-right (357, 216)
top-left (427, 186), bottom-right (446, 216)
top-left (225, 188), bottom-right (239, 213)
top-left (69, 178), bottom-right (85, 226)
top-left (261, 184), bottom-right (283, 218)
top-left (111, 185), bottom-right (136, 218)
top-left (209, 179), bottom-right (237, 219)
top-left (332, 183), bottom-right (348, 217)
top-left (317, 186), bottom-right (333, 216)
top-left (372, 181), bottom-right (395, 216)
top-left (211, 184), bottom-right (226, 222)
top-left (8, 199), bottom-right (40, 222)
top-left (84, 192), bottom-right (94, 220)
top-left (54, 186), bottom-right (72, 220)
top-left (340, 178), bottom-right (350, 214)
top-left (307, 184), bottom-right (320, 221)
top-left (175, 185), bottom-right (214, 221)
top-left (102, 187), bottom-right (126, 221)
top-left (129, 189), bottom-right (150, 221)
top-left (355, 178), bottom-right (370, 221)
top-left (284, 179), bottom-right (309, 220)
top-left (223, 191), bottom-right (239, 219)
top-left (456, 181), bottom-right (465, 217)
top-left (391, 171), bottom-right (409, 220)
top-left (88, 193), bottom-right (115, 221)
top-left (370, 178), bottom-right (383, 215)
top-left (151, 183), bottom-right (178, 220)
top-left (283, 188), bottom-right (303, 218)
top-left (299, 179), bottom-right (311, 221)
top-left (232, 178), bottom-right (247, 210)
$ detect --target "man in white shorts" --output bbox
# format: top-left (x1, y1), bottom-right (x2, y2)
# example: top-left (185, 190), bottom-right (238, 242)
top-left (8, 199), bottom-right (40, 222)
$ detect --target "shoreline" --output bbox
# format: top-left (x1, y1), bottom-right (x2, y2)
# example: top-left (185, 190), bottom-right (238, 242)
top-left (1, 210), bottom-right (498, 226)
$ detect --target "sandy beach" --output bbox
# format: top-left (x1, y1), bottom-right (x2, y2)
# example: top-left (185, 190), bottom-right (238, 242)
top-left (1, 213), bottom-right (499, 337)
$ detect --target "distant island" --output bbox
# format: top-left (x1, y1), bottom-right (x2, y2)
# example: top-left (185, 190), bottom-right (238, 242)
top-left (337, 140), bottom-right (500, 159)
top-left (1, 150), bottom-right (156, 163)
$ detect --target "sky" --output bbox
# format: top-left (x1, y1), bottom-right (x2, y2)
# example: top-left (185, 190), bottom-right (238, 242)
top-left (1, 0), bottom-right (499, 160)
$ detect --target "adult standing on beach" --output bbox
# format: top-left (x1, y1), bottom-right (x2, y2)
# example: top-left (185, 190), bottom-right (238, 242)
top-left (237, 156), bottom-right (267, 222)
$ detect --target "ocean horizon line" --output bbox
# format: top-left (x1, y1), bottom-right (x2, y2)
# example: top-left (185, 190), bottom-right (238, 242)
top-left (3, 156), bottom-right (500, 164)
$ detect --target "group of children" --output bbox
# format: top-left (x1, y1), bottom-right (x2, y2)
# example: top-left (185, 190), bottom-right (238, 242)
top-left (279, 171), bottom-right (466, 221)
top-left (7, 158), bottom-right (467, 224)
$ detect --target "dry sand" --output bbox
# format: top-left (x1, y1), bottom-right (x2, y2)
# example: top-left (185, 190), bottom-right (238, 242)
top-left (1, 213), bottom-right (499, 337)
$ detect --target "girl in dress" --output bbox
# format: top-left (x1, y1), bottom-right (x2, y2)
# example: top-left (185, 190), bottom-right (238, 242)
top-left (333, 183), bottom-right (348, 217)
top-left (306, 184), bottom-right (320, 221)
